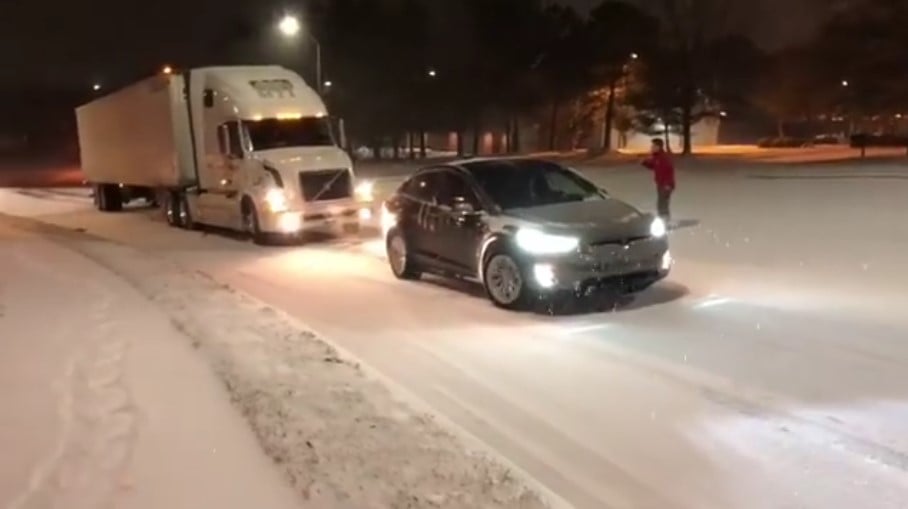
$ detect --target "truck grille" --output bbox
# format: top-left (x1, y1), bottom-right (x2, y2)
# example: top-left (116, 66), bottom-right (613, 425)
top-left (299, 169), bottom-right (352, 202)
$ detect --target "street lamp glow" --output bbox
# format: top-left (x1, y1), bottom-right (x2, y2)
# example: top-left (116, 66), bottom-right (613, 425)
top-left (278, 15), bottom-right (301, 37)
top-left (323, 80), bottom-right (333, 88)
top-left (841, 80), bottom-right (849, 87)
top-left (162, 65), bottom-right (173, 75)
top-left (630, 52), bottom-right (639, 60)
top-left (92, 83), bottom-right (101, 91)
top-left (428, 69), bottom-right (437, 78)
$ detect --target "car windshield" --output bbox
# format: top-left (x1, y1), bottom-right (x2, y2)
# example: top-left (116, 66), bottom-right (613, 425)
top-left (244, 117), bottom-right (334, 151)
top-left (463, 160), bottom-right (603, 210)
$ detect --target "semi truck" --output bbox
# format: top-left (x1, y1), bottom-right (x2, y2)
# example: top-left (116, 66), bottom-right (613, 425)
top-left (75, 65), bottom-right (372, 243)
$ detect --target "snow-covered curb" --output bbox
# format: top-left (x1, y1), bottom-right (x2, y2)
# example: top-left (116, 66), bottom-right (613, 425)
top-left (7, 216), bottom-right (562, 509)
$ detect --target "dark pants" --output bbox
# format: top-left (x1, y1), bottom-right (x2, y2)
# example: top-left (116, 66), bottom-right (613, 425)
top-left (657, 186), bottom-right (673, 220)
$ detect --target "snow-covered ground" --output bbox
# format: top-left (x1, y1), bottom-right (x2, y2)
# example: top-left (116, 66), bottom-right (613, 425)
top-left (3, 158), bottom-right (908, 508)
top-left (0, 209), bottom-right (553, 507)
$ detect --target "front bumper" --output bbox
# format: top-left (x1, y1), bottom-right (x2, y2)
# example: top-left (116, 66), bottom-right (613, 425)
top-left (528, 237), bottom-right (672, 293)
top-left (258, 206), bottom-right (370, 234)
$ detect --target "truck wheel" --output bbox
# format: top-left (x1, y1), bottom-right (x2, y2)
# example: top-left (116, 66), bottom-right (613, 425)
top-left (242, 202), bottom-right (267, 245)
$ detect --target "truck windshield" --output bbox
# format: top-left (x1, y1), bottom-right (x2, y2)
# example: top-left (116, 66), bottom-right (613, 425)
top-left (244, 117), bottom-right (334, 150)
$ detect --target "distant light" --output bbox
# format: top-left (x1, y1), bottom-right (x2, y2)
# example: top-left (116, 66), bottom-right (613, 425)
top-left (896, 114), bottom-right (903, 119)
top-left (278, 14), bottom-right (301, 37)
top-left (841, 80), bottom-right (849, 87)
top-left (630, 52), bottom-right (639, 60)
top-left (719, 110), bottom-right (728, 117)
top-left (92, 83), bottom-right (101, 91)
top-left (427, 69), bottom-right (437, 78)
top-left (323, 80), bottom-right (333, 88)
top-left (162, 65), bottom-right (173, 75)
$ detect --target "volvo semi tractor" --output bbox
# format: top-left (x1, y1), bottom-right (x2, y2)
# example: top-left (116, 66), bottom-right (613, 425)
top-left (76, 66), bottom-right (372, 242)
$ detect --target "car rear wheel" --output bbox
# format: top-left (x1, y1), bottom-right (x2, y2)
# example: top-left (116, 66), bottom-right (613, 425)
top-left (386, 229), bottom-right (421, 280)
top-left (483, 252), bottom-right (532, 310)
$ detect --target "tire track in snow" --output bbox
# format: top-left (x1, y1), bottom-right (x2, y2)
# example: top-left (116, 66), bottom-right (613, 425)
top-left (6, 244), bottom-right (138, 509)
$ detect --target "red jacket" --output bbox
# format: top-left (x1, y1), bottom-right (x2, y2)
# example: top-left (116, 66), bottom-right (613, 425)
top-left (642, 151), bottom-right (676, 188)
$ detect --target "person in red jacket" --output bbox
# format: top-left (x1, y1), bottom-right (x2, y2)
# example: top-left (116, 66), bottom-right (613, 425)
top-left (642, 138), bottom-right (676, 221)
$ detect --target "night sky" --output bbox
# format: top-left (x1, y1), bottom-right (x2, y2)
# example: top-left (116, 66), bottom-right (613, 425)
top-left (0, 0), bottom-right (825, 88)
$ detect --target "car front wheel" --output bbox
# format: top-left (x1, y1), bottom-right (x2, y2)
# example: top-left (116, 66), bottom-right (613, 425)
top-left (386, 229), bottom-right (421, 280)
top-left (483, 252), bottom-right (533, 310)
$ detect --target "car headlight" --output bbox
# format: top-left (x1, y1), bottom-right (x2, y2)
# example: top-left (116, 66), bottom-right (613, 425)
top-left (355, 180), bottom-right (374, 202)
top-left (265, 188), bottom-right (289, 213)
top-left (650, 217), bottom-right (667, 238)
top-left (515, 228), bottom-right (579, 255)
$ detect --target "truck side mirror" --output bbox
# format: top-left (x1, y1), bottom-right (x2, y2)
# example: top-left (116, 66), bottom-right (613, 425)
top-left (332, 117), bottom-right (348, 151)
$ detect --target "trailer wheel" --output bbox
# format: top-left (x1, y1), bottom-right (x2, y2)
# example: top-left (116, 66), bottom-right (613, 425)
top-left (176, 193), bottom-right (196, 230)
top-left (95, 184), bottom-right (122, 212)
top-left (163, 192), bottom-right (179, 226)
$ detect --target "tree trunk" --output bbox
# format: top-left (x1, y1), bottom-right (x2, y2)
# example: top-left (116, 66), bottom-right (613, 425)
top-left (776, 119), bottom-right (786, 138)
top-left (662, 115), bottom-right (672, 153)
top-left (419, 130), bottom-right (427, 158)
top-left (681, 102), bottom-right (693, 155)
top-left (472, 115), bottom-right (482, 156)
top-left (549, 100), bottom-right (560, 151)
top-left (513, 119), bottom-right (521, 153)
top-left (603, 79), bottom-right (618, 153)
top-left (408, 132), bottom-right (416, 160)
top-left (392, 134), bottom-right (401, 160)
top-left (456, 130), bottom-right (465, 157)
top-left (505, 118), bottom-right (512, 153)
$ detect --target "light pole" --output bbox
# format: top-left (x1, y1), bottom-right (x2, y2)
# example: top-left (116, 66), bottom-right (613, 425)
top-left (278, 14), bottom-right (323, 94)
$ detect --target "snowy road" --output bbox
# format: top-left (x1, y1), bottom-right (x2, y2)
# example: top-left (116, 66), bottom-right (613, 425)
top-left (3, 161), bottom-right (908, 508)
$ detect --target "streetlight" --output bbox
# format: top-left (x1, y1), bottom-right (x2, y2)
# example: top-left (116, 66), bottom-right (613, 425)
top-left (841, 79), bottom-right (849, 87)
top-left (427, 68), bottom-right (437, 78)
top-left (323, 80), bottom-right (333, 88)
top-left (278, 15), bottom-right (300, 37)
top-left (162, 65), bottom-right (173, 75)
top-left (630, 52), bottom-right (639, 60)
top-left (92, 83), bottom-right (101, 92)
top-left (277, 14), bottom-right (323, 94)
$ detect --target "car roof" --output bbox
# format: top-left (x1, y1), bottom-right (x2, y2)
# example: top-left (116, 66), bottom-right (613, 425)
top-left (446, 157), bottom-right (558, 172)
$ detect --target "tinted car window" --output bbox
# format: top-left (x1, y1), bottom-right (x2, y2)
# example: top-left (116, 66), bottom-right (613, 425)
top-left (401, 172), bottom-right (438, 203)
top-left (436, 172), bottom-right (481, 209)
top-left (464, 160), bottom-right (602, 210)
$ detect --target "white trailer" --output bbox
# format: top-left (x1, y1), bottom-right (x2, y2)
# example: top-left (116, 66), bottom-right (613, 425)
top-left (76, 66), bottom-right (371, 242)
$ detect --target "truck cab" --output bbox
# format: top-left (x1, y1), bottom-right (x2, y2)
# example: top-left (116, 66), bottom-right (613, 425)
top-left (185, 66), bottom-right (369, 240)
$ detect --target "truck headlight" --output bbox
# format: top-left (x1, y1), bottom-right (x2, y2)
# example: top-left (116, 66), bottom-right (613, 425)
top-left (355, 180), bottom-right (374, 202)
top-left (265, 188), bottom-right (289, 213)
top-left (515, 229), bottom-right (579, 255)
top-left (650, 217), bottom-right (667, 238)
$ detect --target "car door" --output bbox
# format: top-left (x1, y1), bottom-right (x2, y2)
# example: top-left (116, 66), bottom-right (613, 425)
top-left (434, 171), bottom-right (486, 275)
top-left (411, 171), bottom-right (448, 260)
top-left (398, 171), bottom-right (440, 259)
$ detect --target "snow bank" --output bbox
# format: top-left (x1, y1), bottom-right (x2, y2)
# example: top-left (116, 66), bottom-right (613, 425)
top-left (15, 218), bottom-right (554, 509)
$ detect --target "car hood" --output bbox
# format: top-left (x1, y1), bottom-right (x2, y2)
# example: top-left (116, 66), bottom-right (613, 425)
top-left (503, 198), bottom-right (652, 242)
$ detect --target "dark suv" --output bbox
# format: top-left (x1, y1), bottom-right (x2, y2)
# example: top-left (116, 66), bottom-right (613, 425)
top-left (381, 158), bottom-right (672, 309)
